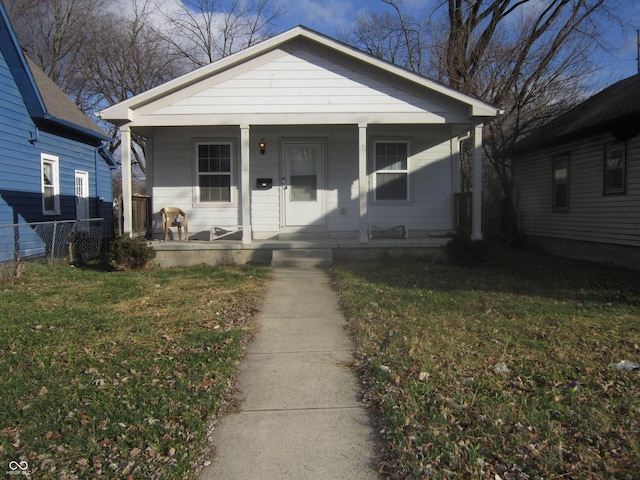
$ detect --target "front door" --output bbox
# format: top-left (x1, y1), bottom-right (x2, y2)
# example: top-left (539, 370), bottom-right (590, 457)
top-left (283, 142), bottom-right (324, 226)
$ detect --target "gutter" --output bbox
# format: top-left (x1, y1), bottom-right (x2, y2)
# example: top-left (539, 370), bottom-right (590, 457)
top-left (40, 113), bottom-right (114, 143)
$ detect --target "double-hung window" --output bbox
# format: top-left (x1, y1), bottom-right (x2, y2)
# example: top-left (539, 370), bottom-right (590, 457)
top-left (552, 154), bottom-right (569, 211)
top-left (374, 141), bottom-right (409, 201)
top-left (604, 141), bottom-right (626, 194)
top-left (41, 153), bottom-right (60, 215)
top-left (197, 143), bottom-right (232, 203)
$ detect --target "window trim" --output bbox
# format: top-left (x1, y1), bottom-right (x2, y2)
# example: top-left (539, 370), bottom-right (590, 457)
top-left (41, 153), bottom-right (60, 215)
top-left (194, 140), bottom-right (236, 206)
top-left (552, 154), bottom-right (570, 212)
top-left (603, 140), bottom-right (627, 195)
top-left (372, 140), bottom-right (411, 204)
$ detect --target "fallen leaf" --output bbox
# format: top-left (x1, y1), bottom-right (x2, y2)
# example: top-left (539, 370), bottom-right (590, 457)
top-left (130, 447), bottom-right (142, 458)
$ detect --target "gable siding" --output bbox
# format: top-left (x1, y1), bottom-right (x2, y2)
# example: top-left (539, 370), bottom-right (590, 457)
top-left (139, 48), bottom-right (467, 125)
top-left (514, 132), bottom-right (640, 246)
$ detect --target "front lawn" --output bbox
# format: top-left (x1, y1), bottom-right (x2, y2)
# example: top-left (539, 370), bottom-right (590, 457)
top-left (332, 248), bottom-right (640, 479)
top-left (0, 264), bottom-right (269, 479)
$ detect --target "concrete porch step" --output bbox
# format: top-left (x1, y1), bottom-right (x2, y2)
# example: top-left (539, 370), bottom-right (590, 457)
top-left (271, 248), bottom-right (333, 268)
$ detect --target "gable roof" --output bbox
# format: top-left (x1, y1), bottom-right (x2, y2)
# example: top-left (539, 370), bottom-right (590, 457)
top-left (512, 73), bottom-right (640, 155)
top-left (0, 2), bottom-right (111, 144)
top-left (100, 25), bottom-right (500, 124)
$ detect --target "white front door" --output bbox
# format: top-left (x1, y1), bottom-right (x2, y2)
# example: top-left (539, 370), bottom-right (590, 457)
top-left (283, 142), bottom-right (324, 226)
top-left (75, 170), bottom-right (90, 225)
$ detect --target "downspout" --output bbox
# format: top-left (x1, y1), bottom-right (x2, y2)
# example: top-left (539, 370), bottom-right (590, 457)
top-left (452, 130), bottom-right (471, 235)
top-left (455, 130), bottom-right (472, 194)
top-left (472, 124), bottom-right (484, 240)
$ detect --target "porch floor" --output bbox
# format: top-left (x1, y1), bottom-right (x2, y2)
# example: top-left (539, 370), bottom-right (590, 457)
top-left (150, 237), bottom-right (450, 267)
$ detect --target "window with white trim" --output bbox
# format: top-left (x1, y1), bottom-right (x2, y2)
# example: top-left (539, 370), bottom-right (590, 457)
top-left (41, 154), bottom-right (60, 215)
top-left (604, 141), bottom-right (626, 194)
top-left (197, 143), bottom-right (232, 203)
top-left (374, 141), bottom-right (409, 201)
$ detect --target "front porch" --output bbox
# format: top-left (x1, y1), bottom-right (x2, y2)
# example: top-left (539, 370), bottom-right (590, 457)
top-left (151, 236), bottom-right (449, 267)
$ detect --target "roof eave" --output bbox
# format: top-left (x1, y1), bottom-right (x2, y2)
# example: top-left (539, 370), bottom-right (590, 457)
top-left (39, 113), bottom-right (114, 144)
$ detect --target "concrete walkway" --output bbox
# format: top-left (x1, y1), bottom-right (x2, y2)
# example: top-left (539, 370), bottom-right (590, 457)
top-left (199, 267), bottom-right (381, 480)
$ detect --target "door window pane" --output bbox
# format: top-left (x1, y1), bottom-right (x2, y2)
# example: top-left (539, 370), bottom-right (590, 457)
top-left (289, 147), bottom-right (318, 202)
top-left (291, 175), bottom-right (317, 201)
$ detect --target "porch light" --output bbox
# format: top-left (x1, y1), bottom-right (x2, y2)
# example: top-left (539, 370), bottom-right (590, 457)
top-left (258, 138), bottom-right (266, 155)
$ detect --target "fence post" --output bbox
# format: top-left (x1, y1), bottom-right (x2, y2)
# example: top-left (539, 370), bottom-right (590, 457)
top-left (50, 220), bottom-right (58, 266)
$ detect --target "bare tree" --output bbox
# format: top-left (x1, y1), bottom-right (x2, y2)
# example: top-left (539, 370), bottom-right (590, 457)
top-left (4, 0), bottom-right (111, 107)
top-left (346, 0), bottom-right (620, 242)
top-left (158, 0), bottom-right (285, 68)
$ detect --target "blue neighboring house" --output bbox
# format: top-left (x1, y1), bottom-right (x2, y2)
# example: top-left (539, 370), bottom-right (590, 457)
top-left (0, 2), bottom-right (116, 260)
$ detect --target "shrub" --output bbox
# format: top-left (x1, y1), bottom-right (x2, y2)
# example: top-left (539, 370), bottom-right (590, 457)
top-left (107, 235), bottom-right (156, 271)
top-left (445, 232), bottom-right (490, 267)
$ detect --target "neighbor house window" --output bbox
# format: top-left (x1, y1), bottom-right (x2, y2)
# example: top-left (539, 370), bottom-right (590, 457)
top-left (41, 154), bottom-right (60, 215)
top-left (374, 141), bottom-right (409, 201)
top-left (197, 143), bottom-right (232, 202)
top-left (552, 154), bottom-right (569, 211)
top-left (604, 141), bottom-right (626, 194)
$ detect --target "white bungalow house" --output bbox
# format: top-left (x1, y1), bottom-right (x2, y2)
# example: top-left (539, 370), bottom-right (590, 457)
top-left (100, 26), bottom-right (500, 264)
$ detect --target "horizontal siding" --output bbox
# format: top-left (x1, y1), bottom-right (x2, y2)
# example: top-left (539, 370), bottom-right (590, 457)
top-left (0, 52), bottom-right (41, 226)
top-left (1, 52), bottom-right (111, 226)
top-left (150, 124), bottom-right (456, 240)
top-left (150, 49), bottom-right (459, 119)
top-left (513, 132), bottom-right (640, 247)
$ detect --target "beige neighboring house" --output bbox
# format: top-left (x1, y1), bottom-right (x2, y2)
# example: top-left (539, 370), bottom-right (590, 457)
top-left (100, 26), bottom-right (500, 245)
top-left (512, 73), bottom-right (640, 270)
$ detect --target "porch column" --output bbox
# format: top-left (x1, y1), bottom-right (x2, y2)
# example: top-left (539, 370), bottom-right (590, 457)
top-left (472, 124), bottom-right (483, 240)
top-left (120, 125), bottom-right (133, 237)
top-left (240, 125), bottom-right (251, 244)
top-left (358, 124), bottom-right (368, 243)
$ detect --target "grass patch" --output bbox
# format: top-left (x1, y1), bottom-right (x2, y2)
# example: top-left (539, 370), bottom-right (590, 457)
top-left (0, 263), bottom-right (269, 479)
top-left (331, 248), bottom-right (640, 479)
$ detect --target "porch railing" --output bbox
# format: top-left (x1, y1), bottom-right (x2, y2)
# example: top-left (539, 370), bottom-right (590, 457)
top-left (114, 194), bottom-right (152, 239)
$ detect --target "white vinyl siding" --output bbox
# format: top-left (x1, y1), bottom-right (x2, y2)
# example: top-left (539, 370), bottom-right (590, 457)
top-left (41, 153), bottom-right (60, 215)
top-left (139, 48), bottom-right (469, 126)
top-left (150, 125), bottom-right (456, 239)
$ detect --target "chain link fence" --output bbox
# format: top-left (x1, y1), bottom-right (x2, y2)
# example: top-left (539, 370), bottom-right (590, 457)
top-left (0, 219), bottom-right (106, 278)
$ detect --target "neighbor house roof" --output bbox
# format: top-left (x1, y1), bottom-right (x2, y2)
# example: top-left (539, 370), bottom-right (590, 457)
top-left (100, 25), bottom-right (501, 124)
top-left (0, 2), bottom-right (111, 145)
top-left (512, 73), bottom-right (640, 155)
top-left (25, 58), bottom-right (112, 143)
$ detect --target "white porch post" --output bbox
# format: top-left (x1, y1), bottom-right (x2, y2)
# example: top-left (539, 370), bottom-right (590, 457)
top-left (240, 125), bottom-right (252, 244)
top-left (358, 124), bottom-right (368, 243)
top-left (120, 126), bottom-right (133, 237)
top-left (472, 124), bottom-right (484, 240)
